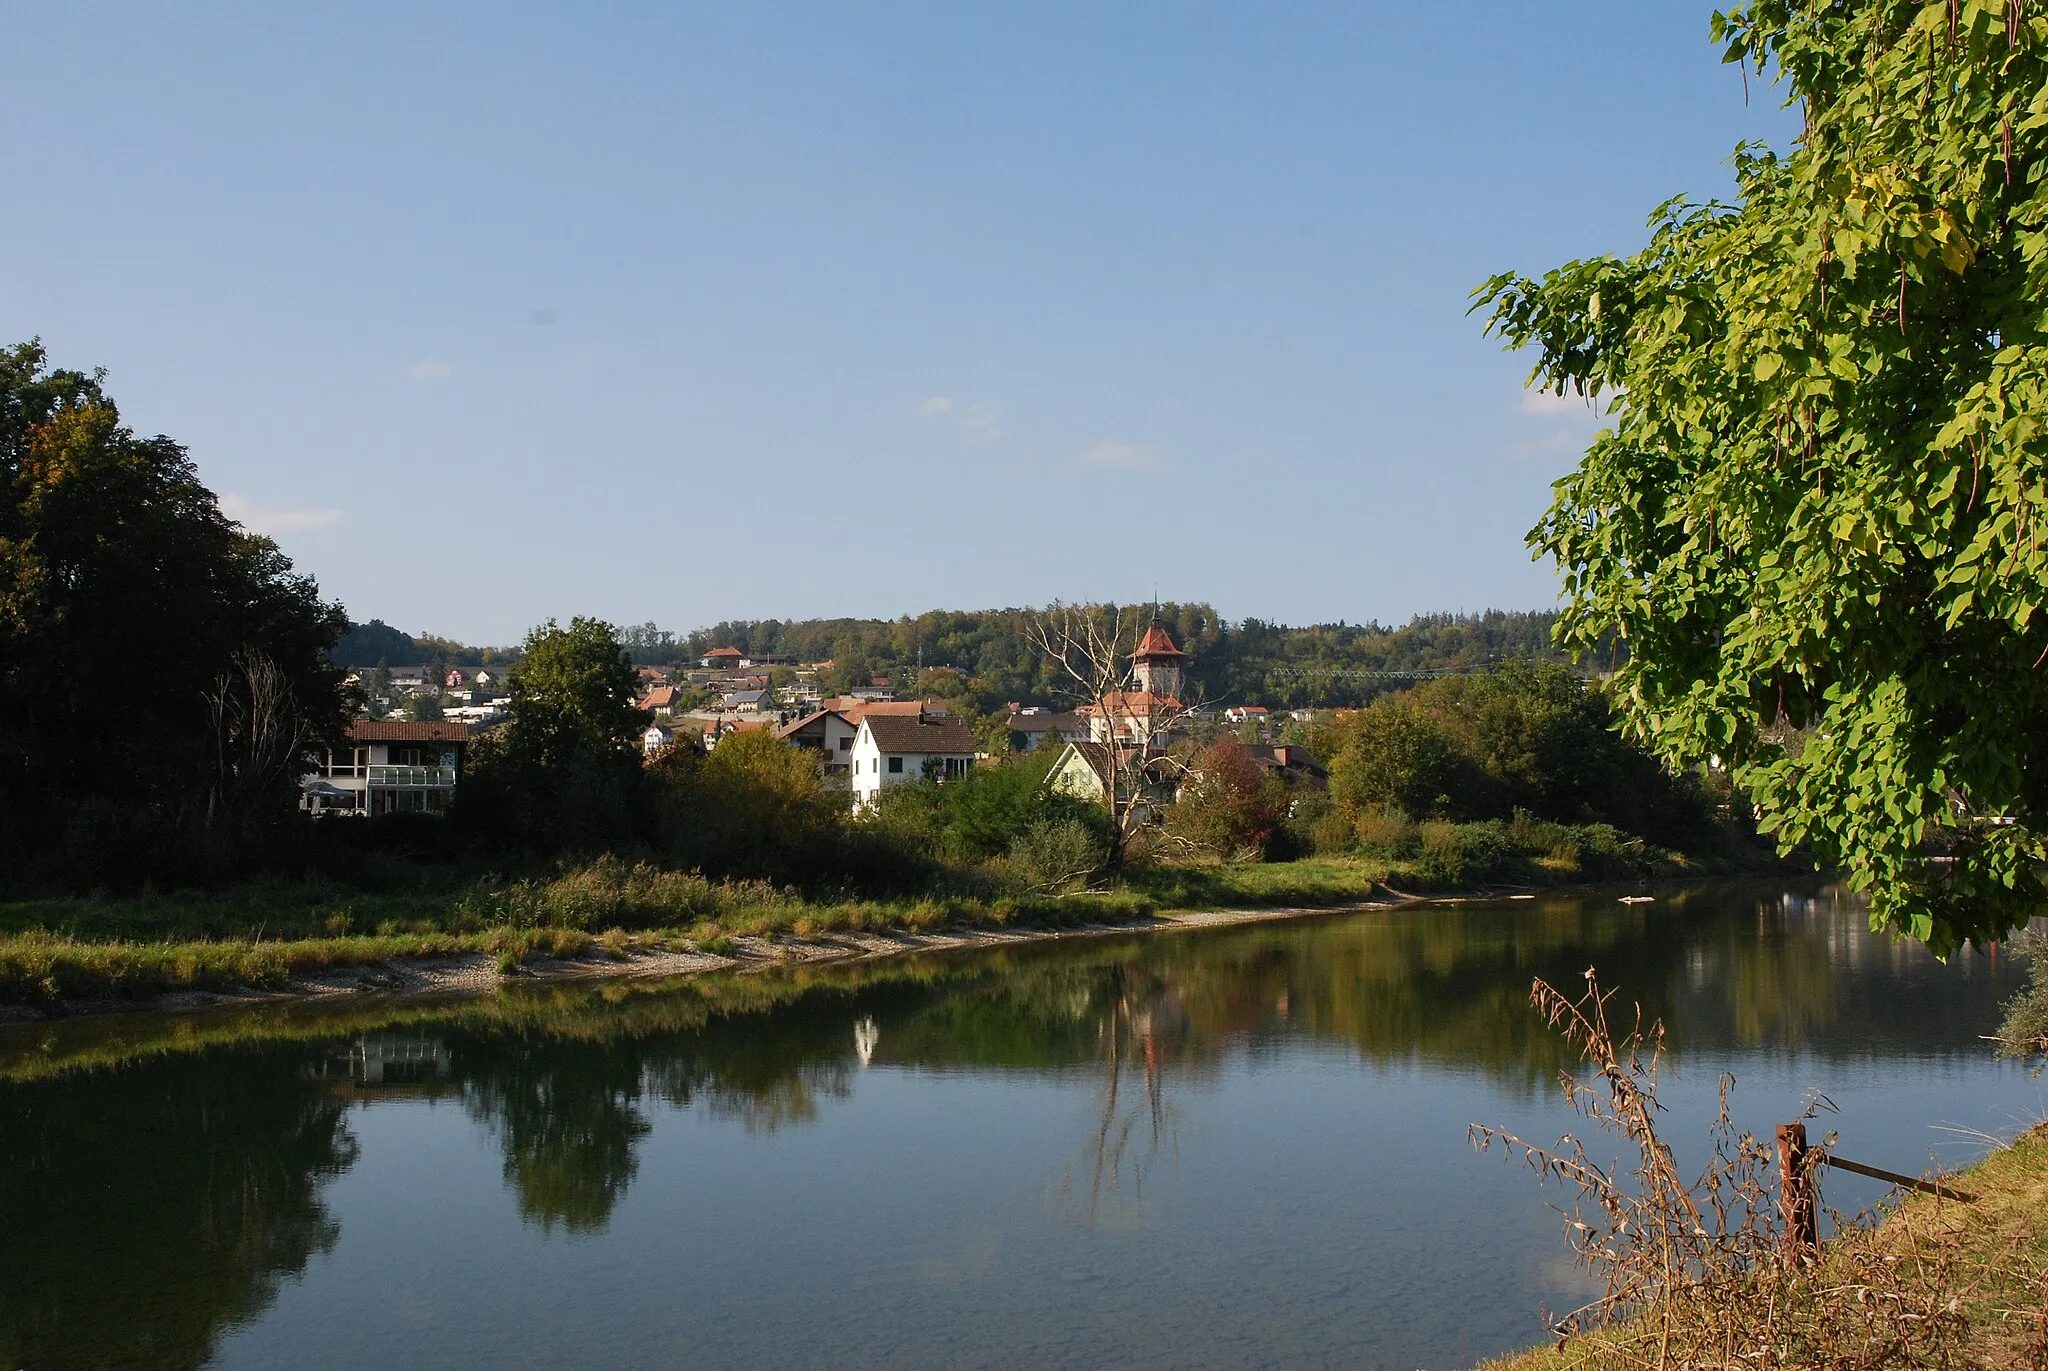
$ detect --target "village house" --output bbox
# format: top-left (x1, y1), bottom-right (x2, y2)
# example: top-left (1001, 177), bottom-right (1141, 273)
top-left (637, 683), bottom-right (681, 717)
top-left (1224, 705), bottom-right (1271, 726)
top-left (1006, 707), bottom-right (1089, 753)
top-left (302, 720), bottom-right (468, 816)
top-left (700, 646), bottom-right (745, 670)
top-left (775, 708), bottom-right (859, 778)
top-left (1245, 743), bottom-right (1328, 788)
top-left (643, 723), bottom-right (677, 756)
top-left (849, 710), bottom-right (979, 809)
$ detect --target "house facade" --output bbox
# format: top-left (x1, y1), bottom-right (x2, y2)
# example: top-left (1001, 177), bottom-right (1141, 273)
top-left (1007, 708), bottom-right (1089, 753)
top-left (303, 720), bottom-right (469, 816)
top-left (775, 708), bottom-right (860, 779)
top-left (848, 712), bottom-right (979, 809)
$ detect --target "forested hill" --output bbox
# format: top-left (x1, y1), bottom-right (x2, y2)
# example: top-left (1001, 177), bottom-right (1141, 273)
top-left (340, 606), bottom-right (1594, 711)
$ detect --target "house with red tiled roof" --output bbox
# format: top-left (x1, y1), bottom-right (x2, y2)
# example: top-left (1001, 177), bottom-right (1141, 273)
top-left (302, 720), bottom-right (470, 817)
top-left (700, 646), bottom-right (745, 669)
top-left (637, 684), bottom-right (681, 717)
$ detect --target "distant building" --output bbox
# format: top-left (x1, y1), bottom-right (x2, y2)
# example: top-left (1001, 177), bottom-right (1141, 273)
top-left (302, 720), bottom-right (468, 816)
top-left (1007, 710), bottom-right (1089, 753)
top-left (637, 684), bottom-right (681, 717)
top-left (701, 647), bottom-right (745, 669)
top-left (1224, 705), bottom-right (1271, 725)
top-left (849, 711), bottom-right (979, 809)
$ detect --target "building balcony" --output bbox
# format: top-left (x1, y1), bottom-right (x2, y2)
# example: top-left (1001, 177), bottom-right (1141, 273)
top-left (366, 765), bottom-right (457, 789)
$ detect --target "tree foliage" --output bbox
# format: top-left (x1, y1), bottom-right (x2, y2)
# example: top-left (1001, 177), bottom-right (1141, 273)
top-left (1323, 661), bottom-right (1709, 845)
top-left (1478, 1), bottom-right (2048, 952)
top-left (465, 618), bottom-right (647, 848)
top-left (1164, 741), bottom-right (1287, 861)
top-left (0, 341), bottom-right (348, 883)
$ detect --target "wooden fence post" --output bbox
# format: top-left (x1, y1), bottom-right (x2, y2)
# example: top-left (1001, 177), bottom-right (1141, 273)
top-left (1777, 1122), bottom-right (1818, 1260)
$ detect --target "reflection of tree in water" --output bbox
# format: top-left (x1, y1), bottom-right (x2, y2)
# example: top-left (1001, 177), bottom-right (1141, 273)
top-left (457, 1041), bottom-right (653, 1235)
top-left (446, 1001), bottom-right (864, 1234)
top-left (1078, 964), bottom-right (1185, 1224)
top-left (0, 1046), bottom-right (356, 1371)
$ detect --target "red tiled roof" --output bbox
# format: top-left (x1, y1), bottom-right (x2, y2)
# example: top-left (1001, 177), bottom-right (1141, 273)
top-left (1093, 690), bottom-right (1184, 712)
top-left (1136, 626), bottom-right (1186, 658)
top-left (706, 647), bottom-right (743, 658)
top-left (346, 720), bottom-right (470, 743)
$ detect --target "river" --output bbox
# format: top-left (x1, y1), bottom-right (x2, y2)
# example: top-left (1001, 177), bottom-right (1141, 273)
top-left (1, 883), bottom-right (2041, 1370)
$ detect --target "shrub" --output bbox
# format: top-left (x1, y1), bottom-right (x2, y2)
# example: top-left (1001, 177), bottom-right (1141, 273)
top-left (1006, 818), bottom-right (1106, 893)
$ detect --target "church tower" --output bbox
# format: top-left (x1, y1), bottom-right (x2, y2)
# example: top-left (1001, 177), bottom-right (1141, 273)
top-left (1132, 624), bottom-right (1187, 700)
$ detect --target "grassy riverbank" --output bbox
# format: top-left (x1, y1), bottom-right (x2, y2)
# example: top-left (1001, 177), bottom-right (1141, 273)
top-left (1484, 1123), bottom-right (2048, 1371)
top-left (0, 819), bottom-right (1729, 1007)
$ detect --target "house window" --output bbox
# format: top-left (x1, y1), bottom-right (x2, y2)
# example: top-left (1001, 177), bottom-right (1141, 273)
top-left (838, 737), bottom-right (852, 751)
top-left (887, 756), bottom-right (903, 774)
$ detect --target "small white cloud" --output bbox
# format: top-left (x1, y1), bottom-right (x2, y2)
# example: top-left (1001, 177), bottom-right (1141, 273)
top-left (410, 359), bottom-right (454, 381)
top-left (1079, 440), bottom-right (1161, 470)
top-left (219, 493), bottom-right (347, 535)
top-left (915, 395), bottom-right (1002, 440)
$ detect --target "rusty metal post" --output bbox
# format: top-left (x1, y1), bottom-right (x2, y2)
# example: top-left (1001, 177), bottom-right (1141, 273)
top-left (1777, 1123), bottom-right (1818, 1260)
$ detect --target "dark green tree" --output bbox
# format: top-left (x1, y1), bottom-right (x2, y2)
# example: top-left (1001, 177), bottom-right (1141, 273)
top-left (0, 341), bottom-right (349, 883)
top-left (466, 617), bottom-right (647, 847)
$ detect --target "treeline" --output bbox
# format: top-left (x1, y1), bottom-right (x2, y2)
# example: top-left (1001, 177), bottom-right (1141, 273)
top-left (344, 605), bottom-right (1602, 711)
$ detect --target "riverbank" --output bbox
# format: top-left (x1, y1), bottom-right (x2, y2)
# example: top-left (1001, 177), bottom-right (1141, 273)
top-left (1483, 1122), bottom-right (2048, 1371)
top-left (0, 849), bottom-right (1733, 1018)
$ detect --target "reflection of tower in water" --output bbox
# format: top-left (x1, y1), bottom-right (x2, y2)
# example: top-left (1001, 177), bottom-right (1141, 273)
top-left (853, 1016), bottom-right (880, 1068)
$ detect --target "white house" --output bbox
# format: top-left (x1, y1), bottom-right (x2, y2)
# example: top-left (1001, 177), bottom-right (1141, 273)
top-left (775, 708), bottom-right (861, 779)
top-left (302, 720), bottom-right (468, 816)
top-left (849, 711), bottom-right (979, 809)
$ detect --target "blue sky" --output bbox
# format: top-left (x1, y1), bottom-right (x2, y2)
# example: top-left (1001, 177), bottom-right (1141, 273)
top-left (0, 3), bottom-right (1795, 645)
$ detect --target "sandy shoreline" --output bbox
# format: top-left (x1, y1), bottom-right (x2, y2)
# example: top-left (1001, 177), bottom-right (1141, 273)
top-left (7, 892), bottom-right (1483, 1024)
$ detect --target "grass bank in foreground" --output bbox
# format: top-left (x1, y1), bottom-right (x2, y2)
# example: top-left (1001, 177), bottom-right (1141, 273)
top-left (1484, 1123), bottom-right (2048, 1371)
top-left (0, 820), bottom-right (1727, 1008)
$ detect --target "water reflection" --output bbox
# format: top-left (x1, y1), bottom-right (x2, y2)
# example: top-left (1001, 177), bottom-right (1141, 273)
top-left (0, 1047), bottom-right (358, 1371)
top-left (0, 884), bottom-right (2035, 1371)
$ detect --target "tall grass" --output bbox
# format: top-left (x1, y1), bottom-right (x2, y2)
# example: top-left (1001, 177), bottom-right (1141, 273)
top-left (1476, 970), bottom-right (2045, 1370)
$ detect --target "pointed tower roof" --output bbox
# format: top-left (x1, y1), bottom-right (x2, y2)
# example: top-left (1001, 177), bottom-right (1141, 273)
top-left (1136, 625), bottom-right (1186, 659)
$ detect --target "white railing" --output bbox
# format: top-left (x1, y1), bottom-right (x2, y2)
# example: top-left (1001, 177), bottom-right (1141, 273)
top-left (366, 765), bottom-right (457, 789)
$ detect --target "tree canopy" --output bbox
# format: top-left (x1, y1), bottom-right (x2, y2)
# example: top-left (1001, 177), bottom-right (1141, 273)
top-left (0, 341), bottom-right (348, 882)
top-left (1479, 2), bottom-right (2048, 953)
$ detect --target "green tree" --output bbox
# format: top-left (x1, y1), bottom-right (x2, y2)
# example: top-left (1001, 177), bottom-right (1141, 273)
top-left (471, 618), bottom-right (646, 847)
top-left (0, 341), bottom-right (348, 882)
top-left (504, 618), bottom-right (645, 776)
top-left (1478, 2), bottom-right (2048, 953)
top-left (1327, 704), bottom-right (1464, 819)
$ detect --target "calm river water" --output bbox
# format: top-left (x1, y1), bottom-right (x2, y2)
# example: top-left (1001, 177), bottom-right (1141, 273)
top-left (1, 884), bottom-right (2042, 1371)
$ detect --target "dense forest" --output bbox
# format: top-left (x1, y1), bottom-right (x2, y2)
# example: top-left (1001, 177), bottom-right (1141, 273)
top-left (338, 606), bottom-right (1601, 711)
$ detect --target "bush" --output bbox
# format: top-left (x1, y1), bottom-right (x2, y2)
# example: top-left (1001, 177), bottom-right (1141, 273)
top-left (1005, 818), bottom-right (1107, 894)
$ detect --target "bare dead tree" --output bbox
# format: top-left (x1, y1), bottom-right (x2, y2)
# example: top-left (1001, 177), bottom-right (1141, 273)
top-left (1028, 603), bottom-right (1202, 865)
top-left (205, 647), bottom-right (310, 833)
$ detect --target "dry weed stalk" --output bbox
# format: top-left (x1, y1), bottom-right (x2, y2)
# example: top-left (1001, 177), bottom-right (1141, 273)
top-left (1472, 968), bottom-right (1978, 1370)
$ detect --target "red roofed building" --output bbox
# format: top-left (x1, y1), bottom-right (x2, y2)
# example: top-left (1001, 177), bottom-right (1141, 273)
top-left (303, 720), bottom-right (469, 816)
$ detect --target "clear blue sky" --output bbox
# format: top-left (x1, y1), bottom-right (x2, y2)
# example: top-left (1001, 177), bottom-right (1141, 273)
top-left (0, 3), bottom-right (1795, 645)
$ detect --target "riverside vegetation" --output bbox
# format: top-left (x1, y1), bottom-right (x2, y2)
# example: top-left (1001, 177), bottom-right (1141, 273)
top-left (1476, 968), bottom-right (2048, 1371)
